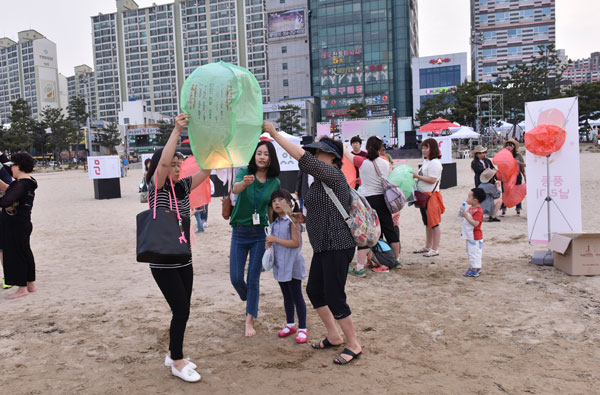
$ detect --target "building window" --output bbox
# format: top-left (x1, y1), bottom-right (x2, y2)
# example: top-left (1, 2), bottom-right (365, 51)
top-left (280, 0), bottom-right (285, 3)
top-left (282, 62), bottom-right (288, 70)
top-left (282, 46), bottom-right (287, 54)
top-left (283, 79), bottom-right (289, 87)
top-left (419, 65), bottom-right (461, 89)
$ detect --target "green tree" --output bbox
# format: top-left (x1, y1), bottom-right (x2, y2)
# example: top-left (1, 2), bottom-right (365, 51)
top-left (41, 106), bottom-right (77, 161)
top-left (415, 92), bottom-right (453, 126)
top-left (67, 95), bottom-right (89, 128)
top-left (451, 81), bottom-right (496, 128)
top-left (99, 122), bottom-right (122, 155)
top-left (156, 120), bottom-right (174, 146)
top-left (495, 44), bottom-right (567, 124)
top-left (347, 102), bottom-right (367, 118)
top-left (566, 81), bottom-right (600, 123)
top-left (31, 122), bottom-right (50, 156)
top-left (3, 98), bottom-right (35, 151)
top-left (275, 104), bottom-right (305, 135)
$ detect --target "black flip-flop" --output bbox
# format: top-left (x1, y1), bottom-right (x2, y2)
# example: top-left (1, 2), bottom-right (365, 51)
top-left (333, 348), bottom-right (362, 365)
top-left (311, 337), bottom-right (342, 350)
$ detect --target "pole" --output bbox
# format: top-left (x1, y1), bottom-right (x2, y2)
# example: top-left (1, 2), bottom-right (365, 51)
top-left (546, 154), bottom-right (552, 244)
top-left (82, 77), bottom-right (92, 158)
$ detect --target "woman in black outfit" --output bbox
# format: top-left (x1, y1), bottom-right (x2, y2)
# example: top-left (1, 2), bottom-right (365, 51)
top-left (146, 113), bottom-right (211, 382)
top-left (264, 121), bottom-right (362, 366)
top-left (0, 152), bottom-right (38, 300)
top-left (471, 145), bottom-right (495, 187)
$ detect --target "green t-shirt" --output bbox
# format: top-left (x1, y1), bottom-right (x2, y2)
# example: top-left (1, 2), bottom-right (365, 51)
top-left (230, 167), bottom-right (281, 227)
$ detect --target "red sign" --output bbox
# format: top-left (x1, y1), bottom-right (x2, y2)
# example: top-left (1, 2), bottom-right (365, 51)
top-left (429, 57), bottom-right (451, 65)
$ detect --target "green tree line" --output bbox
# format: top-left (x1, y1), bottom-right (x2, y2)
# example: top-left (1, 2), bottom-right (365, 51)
top-left (0, 96), bottom-right (122, 158)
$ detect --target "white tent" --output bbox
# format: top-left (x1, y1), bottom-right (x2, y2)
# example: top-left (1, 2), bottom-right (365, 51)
top-left (449, 126), bottom-right (480, 139)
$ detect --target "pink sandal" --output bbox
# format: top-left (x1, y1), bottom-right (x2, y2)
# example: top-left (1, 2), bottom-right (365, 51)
top-left (296, 329), bottom-right (308, 344)
top-left (278, 325), bottom-right (297, 338)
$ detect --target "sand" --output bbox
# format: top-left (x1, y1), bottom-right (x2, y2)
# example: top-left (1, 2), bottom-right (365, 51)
top-left (1, 154), bottom-right (600, 394)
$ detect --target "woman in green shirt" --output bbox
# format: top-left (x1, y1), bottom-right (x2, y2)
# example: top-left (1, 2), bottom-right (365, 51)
top-left (229, 140), bottom-right (280, 337)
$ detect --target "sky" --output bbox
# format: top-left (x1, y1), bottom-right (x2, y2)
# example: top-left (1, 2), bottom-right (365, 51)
top-left (1, 0), bottom-right (599, 77)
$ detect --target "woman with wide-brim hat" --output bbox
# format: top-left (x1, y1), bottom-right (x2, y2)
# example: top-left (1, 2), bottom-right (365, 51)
top-left (501, 138), bottom-right (526, 216)
top-left (263, 121), bottom-right (362, 366)
top-left (470, 145), bottom-right (495, 187)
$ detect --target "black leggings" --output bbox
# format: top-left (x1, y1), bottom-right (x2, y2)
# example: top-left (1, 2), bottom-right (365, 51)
top-left (278, 279), bottom-right (307, 329)
top-left (151, 265), bottom-right (193, 360)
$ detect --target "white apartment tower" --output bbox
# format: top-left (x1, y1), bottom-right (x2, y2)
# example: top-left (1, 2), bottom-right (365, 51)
top-left (0, 30), bottom-right (62, 124)
top-left (66, 65), bottom-right (98, 122)
top-left (92, 0), bottom-right (270, 123)
top-left (470, 0), bottom-right (556, 82)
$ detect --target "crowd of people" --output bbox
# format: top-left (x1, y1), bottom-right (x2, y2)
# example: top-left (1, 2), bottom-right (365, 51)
top-left (0, 117), bottom-right (528, 384)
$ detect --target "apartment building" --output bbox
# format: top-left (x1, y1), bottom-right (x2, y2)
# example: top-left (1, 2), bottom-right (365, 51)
top-left (470, 0), bottom-right (556, 82)
top-left (91, 0), bottom-right (270, 123)
top-left (0, 30), bottom-right (62, 124)
top-left (563, 52), bottom-right (600, 86)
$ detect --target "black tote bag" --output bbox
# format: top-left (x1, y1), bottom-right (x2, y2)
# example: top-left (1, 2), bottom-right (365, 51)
top-left (136, 174), bottom-right (192, 264)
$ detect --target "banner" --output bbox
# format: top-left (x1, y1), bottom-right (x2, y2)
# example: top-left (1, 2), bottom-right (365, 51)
top-left (316, 122), bottom-right (331, 139)
top-left (525, 97), bottom-right (581, 244)
top-left (433, 136), bottom-right (452, 164)
top-left (87, 156), bottom-right (120, 179)
top-left (340, 118), bottom-right (391, 145)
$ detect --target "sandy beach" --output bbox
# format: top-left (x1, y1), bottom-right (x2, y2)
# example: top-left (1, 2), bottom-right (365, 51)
top-left (1, 153), bottom-right (600, 394)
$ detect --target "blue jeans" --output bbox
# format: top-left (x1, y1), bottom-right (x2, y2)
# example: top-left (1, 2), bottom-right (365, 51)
top-left (230, 225), bottom-right (266, 318)
top-left (194, 211), bottom-right (204, 232)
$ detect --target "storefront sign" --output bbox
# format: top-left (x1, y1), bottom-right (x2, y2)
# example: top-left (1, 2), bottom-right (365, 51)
top-left (430, 57), bottom-right (451, 65)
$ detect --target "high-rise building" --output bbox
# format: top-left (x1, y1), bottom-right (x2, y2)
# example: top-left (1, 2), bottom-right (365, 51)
top-left (65, 64), bottom-right (98, 122)
top-left (470, 0), bottom-right (556, 82)
top-left (563, 52), bottom-right (600, 86)
top-left (91, 0), bottom-right (270, 123)
top-left (411, 52), bottom-right (469, 118)
top-left (265, 0), bottom-right (310, 102)
top-left (309, 0), bottom-right (418, 120)
top-left (0, 30), bottom-right (62, 124)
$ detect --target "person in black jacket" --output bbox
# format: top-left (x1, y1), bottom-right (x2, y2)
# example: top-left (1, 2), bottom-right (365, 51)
top-left (0, 153), bottom-right (38, 300)
top-left (471, 145), bottom-right (495, 187)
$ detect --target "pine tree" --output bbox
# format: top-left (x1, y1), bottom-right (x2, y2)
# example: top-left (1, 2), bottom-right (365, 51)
top-left (99, 122), bottom-right (122, 155)
top-left (275, 105), bottom-right (304, 135)
top-left (3, 98), bottom-right (35, 152)
top-left (347, 102), bottom-right (367, 118)
top-left (41, 106), bottom-right (77, 162)
top-left (156, 120), bottom-right (174, 145)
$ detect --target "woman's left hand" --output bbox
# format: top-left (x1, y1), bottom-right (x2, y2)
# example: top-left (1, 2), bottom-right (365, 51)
top-left (266, 235), bottom-right (277, 243)
top-left (262, 122), bottom-right (277, 137)
top-left (411, 171), bottom-right (419, 179)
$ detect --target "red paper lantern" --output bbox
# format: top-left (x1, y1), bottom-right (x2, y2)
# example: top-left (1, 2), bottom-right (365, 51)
top-left (525, 124), bottom-right (566, 157)
top-left (341, 156), bottom-right (357, 188)
top-left (492, 148), bottom-right (518, 182)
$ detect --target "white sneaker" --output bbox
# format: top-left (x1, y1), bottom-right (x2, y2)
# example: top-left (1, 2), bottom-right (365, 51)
top-left (165, 354), bottom-right (197, 370)
top-left (202, 221), bottom-right (208, 228)
top-left (171, 362), bottom-right (201, 382)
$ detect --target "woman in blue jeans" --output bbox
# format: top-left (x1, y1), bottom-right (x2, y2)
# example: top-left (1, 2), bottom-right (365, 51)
top-left (230, 141), bottom-right (280, 337)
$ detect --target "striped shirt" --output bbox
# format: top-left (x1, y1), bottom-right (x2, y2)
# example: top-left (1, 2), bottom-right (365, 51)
top-left (147, 176), bottom-right (193, 269)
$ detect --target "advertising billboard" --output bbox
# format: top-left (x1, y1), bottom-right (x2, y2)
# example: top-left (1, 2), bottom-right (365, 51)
top-left (268, 8), bottom-right (306, 39)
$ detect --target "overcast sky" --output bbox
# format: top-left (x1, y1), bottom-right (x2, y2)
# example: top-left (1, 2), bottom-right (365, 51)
top-left (1, 0), bottom-right (598, 76)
